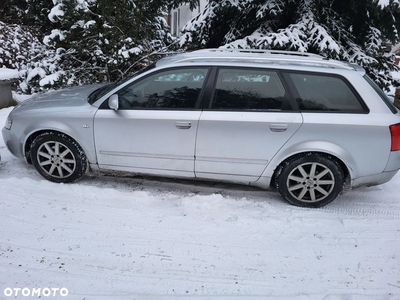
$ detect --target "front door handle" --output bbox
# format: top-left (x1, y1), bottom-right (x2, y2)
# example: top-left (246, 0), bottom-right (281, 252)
top-left (270, 123), bottom-right (288, 132)
top-left (175, 121), bottom-right (191, 129)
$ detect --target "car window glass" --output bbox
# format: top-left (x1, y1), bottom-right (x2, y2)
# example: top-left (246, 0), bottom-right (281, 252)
top-left (212, 69), bottom-right (287, 110)
top-left (117, 68), bottom-right (209, 109)
top-left (89, 64), bottom-right (156, 104)
top-left (288, 73), bottom-right (364, 112)
top-left (364, 75), bottom-right (398, 114)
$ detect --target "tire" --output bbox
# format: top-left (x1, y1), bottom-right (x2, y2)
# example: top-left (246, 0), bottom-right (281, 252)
top-left (30, 132), bottom-right (87, 183)
top-left (277, 154), bottom-right (344, 208)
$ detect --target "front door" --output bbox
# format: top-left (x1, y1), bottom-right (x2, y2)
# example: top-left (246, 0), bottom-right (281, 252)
top-left (93, 67), bottom-right (209, 177)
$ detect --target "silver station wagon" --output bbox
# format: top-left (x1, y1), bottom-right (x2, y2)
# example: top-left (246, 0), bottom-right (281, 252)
top-left (3, 49), bottom-right (400, 207)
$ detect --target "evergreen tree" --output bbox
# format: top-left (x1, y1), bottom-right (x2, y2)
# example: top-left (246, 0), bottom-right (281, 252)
top-left (0, 0), bottom-right (28, 24)
top-left (0, 21), bottom-right (60, 93)
top-left (0, 0), bottom-right (54, 34)
top-left (43, 0), bottom-right (199, 86)
top-left (378, 0), bottom-right (400, 43)
top-left (181, 0), bottom-right (400, 90)
top-left (1, 0), bottom-right (199, 91)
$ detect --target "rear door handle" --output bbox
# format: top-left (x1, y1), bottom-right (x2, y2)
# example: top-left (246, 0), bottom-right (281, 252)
top-left (270, 123), bottom-right (288, 132)
top-left (175, 121), bottom-right (192, 129)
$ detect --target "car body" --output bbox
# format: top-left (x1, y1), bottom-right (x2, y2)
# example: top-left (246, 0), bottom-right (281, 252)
top-left (3, 49), bottom-right (400, 207)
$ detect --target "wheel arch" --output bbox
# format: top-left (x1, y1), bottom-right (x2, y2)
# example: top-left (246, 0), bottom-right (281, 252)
top-left (29, 130), bottom-right (88, 183)
top-left (24, 129), bottom-right (83, 164)
top-left (269, 151), bottom-right (351, 192)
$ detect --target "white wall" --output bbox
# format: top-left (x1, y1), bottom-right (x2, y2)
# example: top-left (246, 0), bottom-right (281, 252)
top-left (169, 0), bottom-right (208, 37)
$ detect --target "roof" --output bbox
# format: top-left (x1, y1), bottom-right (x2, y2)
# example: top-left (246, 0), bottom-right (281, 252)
top-left (156, 49), bottom-right (365, 73)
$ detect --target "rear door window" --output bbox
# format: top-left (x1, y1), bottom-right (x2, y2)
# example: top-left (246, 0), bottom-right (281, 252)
top-left (286, 73), bottom-right (366, 112)
top-left (211, 68), bottom-right (289, 110)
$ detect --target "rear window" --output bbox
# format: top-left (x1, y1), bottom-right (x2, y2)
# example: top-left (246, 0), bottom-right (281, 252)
top-left (364, 75), bottom-right (398, 114)
top-left (286, 73), bottom-right (366, 113)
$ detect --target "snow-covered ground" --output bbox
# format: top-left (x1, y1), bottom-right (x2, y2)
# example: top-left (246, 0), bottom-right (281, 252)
top-left (0, 105), bottom-right (400, 300)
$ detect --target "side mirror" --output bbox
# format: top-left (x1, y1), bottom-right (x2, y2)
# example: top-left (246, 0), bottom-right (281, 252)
top-left (108, 94), bottom-right (119, 110)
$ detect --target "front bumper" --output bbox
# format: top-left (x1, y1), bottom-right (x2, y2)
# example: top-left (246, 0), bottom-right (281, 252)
top-left (2, 126), bottom-right (24, 159)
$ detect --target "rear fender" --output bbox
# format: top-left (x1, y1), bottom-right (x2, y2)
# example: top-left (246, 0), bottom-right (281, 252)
top-left (260, 140), bottom-right (356, 186)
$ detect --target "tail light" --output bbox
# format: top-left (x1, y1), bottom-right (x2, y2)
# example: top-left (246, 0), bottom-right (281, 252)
top-left (390, 123), bottom-right (400, 151)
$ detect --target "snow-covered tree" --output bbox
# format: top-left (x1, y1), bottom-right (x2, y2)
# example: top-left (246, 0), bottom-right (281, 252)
top-left (1, 0), bottom-right (199, 92)
top-left (43, 0), bottom-right (199, 87)
top-left (0, 0), bottom-right (54, 33)
top-left (0, 21), bottom-right (61, 93)
top-left (181, 0), bottom-right (400, 90)
top-left (381, 0), bottom-right (400, 43)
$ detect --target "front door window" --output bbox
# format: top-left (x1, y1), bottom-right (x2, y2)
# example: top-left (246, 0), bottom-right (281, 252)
top-left (117, 68), bottom-right (209, 109)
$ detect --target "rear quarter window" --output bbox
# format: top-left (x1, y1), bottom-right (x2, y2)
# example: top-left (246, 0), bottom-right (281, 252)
top-left (363, 75), bottom-right (398, 114)
top-left (285, 72), bottom-right (367, 113)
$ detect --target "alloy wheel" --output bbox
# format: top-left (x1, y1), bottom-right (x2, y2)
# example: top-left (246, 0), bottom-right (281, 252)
top-left (36, 141), bottom-right (77, 179)
top-left (286, 162), bottom-right (335, 203)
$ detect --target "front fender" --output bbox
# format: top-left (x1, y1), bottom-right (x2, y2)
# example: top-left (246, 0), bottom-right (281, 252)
top-left (22, 119), bottom-right (97, 165)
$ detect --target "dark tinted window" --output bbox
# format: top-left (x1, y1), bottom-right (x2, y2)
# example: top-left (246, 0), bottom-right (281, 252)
top-left (364, 75), bottom-right (398, 114)
top-left (89, 64), bottom-right (156, 104)
top-left (117, 68), bottom-right (209, 109)
top-left (288, 73), bottom-right (365, 112)
top-left (212, 69), bottom-right (287, 110)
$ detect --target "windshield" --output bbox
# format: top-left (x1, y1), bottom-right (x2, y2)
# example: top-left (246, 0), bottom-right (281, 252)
top-left (87, 63), bottom-right (156, 104)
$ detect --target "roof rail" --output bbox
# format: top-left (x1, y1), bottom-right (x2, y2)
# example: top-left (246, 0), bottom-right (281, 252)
top-left (173, 55), bottom-right (355, 70)
top-left (196, 48), bottom-right (325, 58)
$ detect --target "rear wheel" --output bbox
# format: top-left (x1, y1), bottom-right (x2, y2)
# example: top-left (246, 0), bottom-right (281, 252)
top-left (277, 154), bottom-right (344, 207)
top-left (31, 132), bottom-right (87, 183)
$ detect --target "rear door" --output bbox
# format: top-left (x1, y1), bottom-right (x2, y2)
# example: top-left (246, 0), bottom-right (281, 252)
top-left (195, 67), bottom-right (303, 182)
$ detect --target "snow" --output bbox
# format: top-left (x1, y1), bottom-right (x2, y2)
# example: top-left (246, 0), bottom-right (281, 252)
top-left (12, 91), bottom-right (32, 103)
top-left (48, 3), bottom-right (64, 22)
top-left (39, 71), bottom-right (63, 87)
top-left (0, 68), bottom-right (19, 81)
top-left (43, 29), bottom-right (66, 46)
top-left (393, 70), bottom-right (400, 81)
top-left (84, 20), bottom-right (96, 29)
top-left (119, 47), bottom-right (142, 59)
top-left (1, 106), bottom-right (400, 299)
top-left (26, 67), bottom-right (46, 82)
top-left (379, 0), bottom-right (400, 6)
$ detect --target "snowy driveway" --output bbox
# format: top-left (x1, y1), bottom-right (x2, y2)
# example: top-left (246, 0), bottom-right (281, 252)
top-left (1, 107), bottom-right (400, 299)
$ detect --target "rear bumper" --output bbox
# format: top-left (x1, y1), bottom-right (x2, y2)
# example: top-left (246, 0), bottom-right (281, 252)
top-left (384, 150), bottom-right (400, 172)
top-left (352, 170), bottom-right (398, 188)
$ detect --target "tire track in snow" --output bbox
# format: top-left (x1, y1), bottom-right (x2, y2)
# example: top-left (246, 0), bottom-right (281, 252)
top-left (321, 196), bottom-right (400, 219)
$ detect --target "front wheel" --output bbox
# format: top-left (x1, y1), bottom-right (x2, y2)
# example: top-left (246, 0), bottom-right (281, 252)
top-left (277, 154), bottom-right (344, 207)
top-left (31, 132), bottom-right (87, 183)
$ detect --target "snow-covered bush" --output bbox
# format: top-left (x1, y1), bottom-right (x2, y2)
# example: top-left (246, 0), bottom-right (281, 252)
top-left (0, 21), bottom-right (62, 93)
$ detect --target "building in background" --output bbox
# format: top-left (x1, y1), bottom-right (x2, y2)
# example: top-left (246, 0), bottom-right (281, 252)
top-left (390, 43), bottom-right (400, 65)
top-left (168, 1), bottom-right (208, 37)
